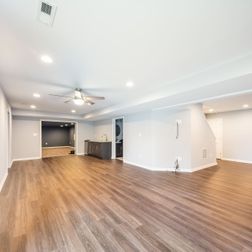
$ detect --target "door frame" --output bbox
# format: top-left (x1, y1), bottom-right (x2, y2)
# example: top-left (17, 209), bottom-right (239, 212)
top-left (111, 116), bottom-right (124, 160)
top-left (7, 108), bottom-right (12, 168)
top-left (40, 119), bottom-right (78, 159)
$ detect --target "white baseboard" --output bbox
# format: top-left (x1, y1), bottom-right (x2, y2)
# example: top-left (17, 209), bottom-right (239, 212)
top-left (42, 146), bottom-right (74, 149)
top-left (9, 160), bottom-right (14, 169)
top-left (124, 160), bottom-right (183, 172)
top-left (76, 152), bottom-right (84, 155)
top-left (124, 160), bottom-right (168, 171)
top-left (222, 158), bottom-right (252, 164)
top-left (0, 171), bottom-right (8, 192)
top-left (192, 162), bottom-right (218, 172)
top-left (124, 160), bottom-right (217, 173)
top-left (12, 157), bottom-right (41, 162)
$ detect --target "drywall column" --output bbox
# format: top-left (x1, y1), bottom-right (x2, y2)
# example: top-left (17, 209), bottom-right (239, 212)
top-left (190, 104), bottom-right (217, 171)
top-left (150, 109), bottom-right (191, 171)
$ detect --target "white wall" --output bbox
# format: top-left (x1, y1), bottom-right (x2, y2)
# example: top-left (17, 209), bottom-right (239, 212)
top-left (207, 110), bottom-right (252, 163)
top-left (12, 118), bottom-right (41, 160)
top-left (122, 110), bottom-right (192, 171)
top-left (0, 87), bottom-right (11, 191)
top-left (150, 109), bottom-right (192, 171)
top-left (94, 104), bottom-right (216, 172)
top-left (190, 105), bottom-right (216, 171)
top-left (94, 119), bottom-right (112, 141)
top-left (124, 112), bottom-right (153, 169)
top-left (77, 122), bottom-right (94, 154)
top-left (12, 117), bottom-right (94, 160)
top-left (11, 105), bottom-right (216, 172)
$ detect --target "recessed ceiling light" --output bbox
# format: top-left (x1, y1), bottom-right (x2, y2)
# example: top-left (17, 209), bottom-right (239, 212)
top-left (30, 105), bottom-right (36, 109)
top-left (33, 93), bottom-right (40, 98)
top-left (65, 124), bottom-right (68, 126)
top-left (71, 109), bottom-right (76, 113)
top-left (40, 55), bottom-right (53, 64)
top-left (243, 104), bottom-right (249, 108)
top-left (126, 81), bottom-right (134, 87)
top-left (60, 125), bottom-right (64, 127)
top-left (208, 108), bottom-right (214, 113)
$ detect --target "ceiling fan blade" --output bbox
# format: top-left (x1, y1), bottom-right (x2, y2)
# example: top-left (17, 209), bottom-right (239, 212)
top-left (84, 96), bottom-right (105, 100)
top-left (48, 94), bottom-right (73, 98)
top-left (86, 100), bottom-right (95, 105)
top-left (64, 99), bottom-right (73, 104)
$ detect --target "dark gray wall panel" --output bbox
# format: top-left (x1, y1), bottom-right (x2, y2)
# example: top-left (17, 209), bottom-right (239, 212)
top-left (42, 126), bottom-right (71, 147)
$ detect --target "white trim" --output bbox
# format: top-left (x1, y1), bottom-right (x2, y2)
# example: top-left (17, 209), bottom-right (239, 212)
top-left (222, 158), bottom-right (252, 164)
top-left (124, 160), bottom-right (169, 171)
top-left (192, 162), bottom-right (218, 172)
top-left (42, 146), bottom-right (74, 149)
top-left (8, 107), bottom-right (12, 169)
top-left (0, 171), bottom-right (8, 192)
top-left (40, 119), bottom-right (78, 159)
top-left (12, 157), bottom-right (41, 162)
top-left (9, 160), bottom-right (14, 169)
top-left (124, 160), bottom-right (216, 172)
top-left (124, 160), bottom-right (191, 172)
top-left (76, 152), bottom-right (84, 155)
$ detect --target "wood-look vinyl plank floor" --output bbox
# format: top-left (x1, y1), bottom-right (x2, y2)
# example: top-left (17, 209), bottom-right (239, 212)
top-left (0, 156), bottom-right (252, 251)
top-left (42, 147), bottom-right (74, 158)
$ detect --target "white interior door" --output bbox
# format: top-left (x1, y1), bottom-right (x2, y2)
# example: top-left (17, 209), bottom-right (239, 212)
top-left (207, 118), bottom-right (223, 159)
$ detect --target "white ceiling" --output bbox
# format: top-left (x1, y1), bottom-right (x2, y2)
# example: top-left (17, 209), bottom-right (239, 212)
top-left (203, 92), bottom-right (252, 114)
top-left (1, 0), bottom-right (252, 120)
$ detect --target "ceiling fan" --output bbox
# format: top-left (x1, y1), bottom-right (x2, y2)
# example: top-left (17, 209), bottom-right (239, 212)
top-left (48, 88), bottom-right (105, 106)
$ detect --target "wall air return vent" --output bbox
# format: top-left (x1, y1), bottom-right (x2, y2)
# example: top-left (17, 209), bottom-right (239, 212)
top-left (38, 0), bottom-right (57, 26)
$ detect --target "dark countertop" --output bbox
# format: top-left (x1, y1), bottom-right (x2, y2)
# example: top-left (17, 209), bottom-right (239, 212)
top-left (87, 141), bottom-right (112, 143)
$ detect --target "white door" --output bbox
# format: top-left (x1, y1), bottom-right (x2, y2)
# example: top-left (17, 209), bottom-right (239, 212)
top-left (207, 118), bottom-right (223, 159)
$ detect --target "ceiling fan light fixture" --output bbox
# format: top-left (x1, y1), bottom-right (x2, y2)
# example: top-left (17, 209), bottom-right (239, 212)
top-left (73, 98), bottom-right (84, 106)
top-left (74, 90), bottom-right (82, 98)
top-left (40, 54), bottom-right (53, 64)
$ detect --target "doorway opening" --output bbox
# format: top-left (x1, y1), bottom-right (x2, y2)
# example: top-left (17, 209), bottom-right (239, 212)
top-left (41, 121), bottom-right (77, 158)
top-left (207, 117), bottom-right (223, 160)
top-left (114, 118), bottom-right (124, 161)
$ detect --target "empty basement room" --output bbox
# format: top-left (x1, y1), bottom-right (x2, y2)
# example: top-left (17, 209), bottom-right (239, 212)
top-left (1, 1), bottom-right (252, 252)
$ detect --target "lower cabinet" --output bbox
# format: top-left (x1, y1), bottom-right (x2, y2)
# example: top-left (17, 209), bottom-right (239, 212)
top-left (86, 141), bottom-right (112, 160)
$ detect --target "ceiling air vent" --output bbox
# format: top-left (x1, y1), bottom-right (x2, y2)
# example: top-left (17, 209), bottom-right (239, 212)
top-left (41, 2), bottom-right (52, 15)
top-left (38, 0), bottom-right (57, 26)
